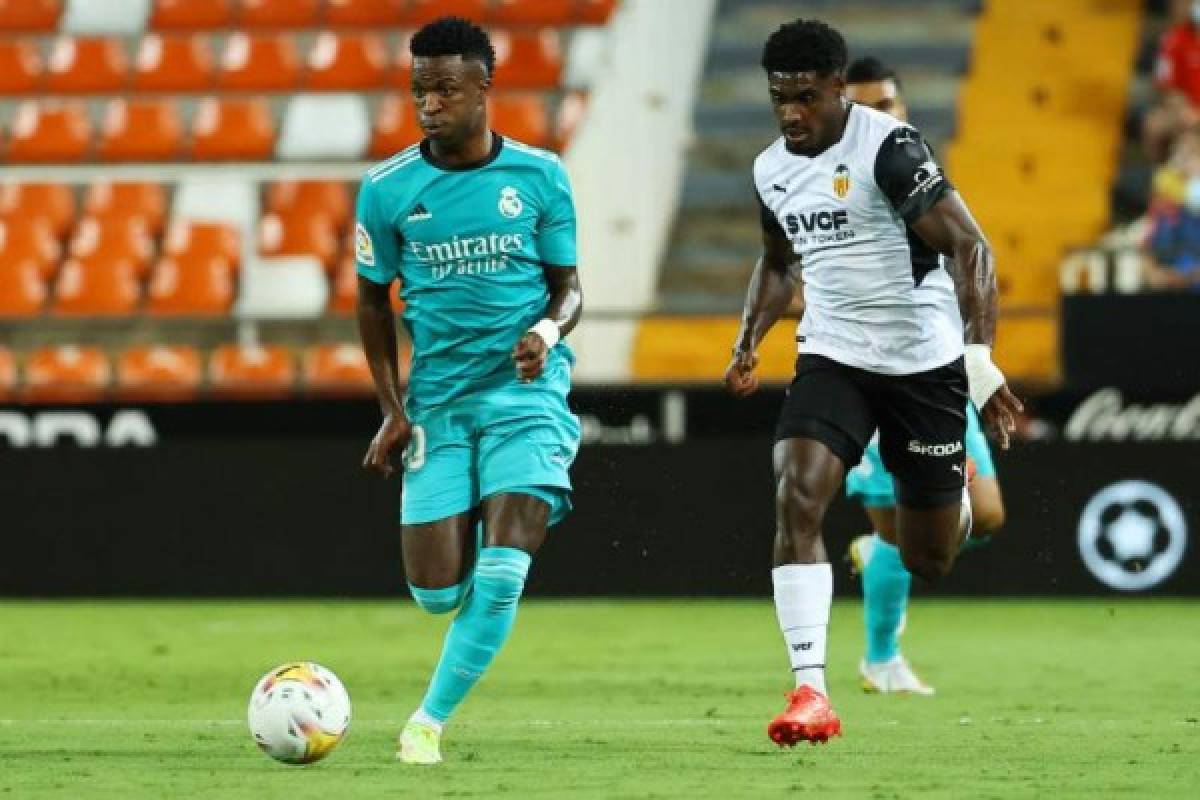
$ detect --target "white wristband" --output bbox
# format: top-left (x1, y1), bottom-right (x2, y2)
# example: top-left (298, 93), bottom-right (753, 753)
top-left (964, 344), bottom-right (1005, 411)
top-left (529, 318), bottom-right (561, 349)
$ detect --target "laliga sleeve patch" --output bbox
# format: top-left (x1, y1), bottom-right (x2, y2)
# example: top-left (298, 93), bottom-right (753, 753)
top-left (355, 222), bottom-right (376, 266)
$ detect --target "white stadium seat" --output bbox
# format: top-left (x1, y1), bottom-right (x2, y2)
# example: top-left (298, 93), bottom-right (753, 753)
top-left (61, 0), bottom-right (151, 34)
top-left (235, 256), bottom-right (329, 319)
top-left (276, 94), bottom-right (370, 161)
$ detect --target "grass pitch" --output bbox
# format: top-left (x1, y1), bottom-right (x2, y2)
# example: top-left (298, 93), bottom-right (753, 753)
top-left (1, 599), bottom-right (1197, 799)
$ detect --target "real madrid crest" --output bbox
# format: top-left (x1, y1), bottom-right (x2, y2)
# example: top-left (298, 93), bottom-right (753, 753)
top-left (498, 186), bottom-right (523, 218)
top-left (832, 164), bottom-right (850, 200)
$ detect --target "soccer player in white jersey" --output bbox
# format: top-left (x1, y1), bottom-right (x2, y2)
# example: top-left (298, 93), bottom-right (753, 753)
top-left (722, 20), bottom-right (1023, 746)
top-left (842, 56), bottom-right (1009, 696)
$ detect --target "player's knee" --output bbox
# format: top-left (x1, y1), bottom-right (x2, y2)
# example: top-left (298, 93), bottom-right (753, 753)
top-left (775, 478), bottom-right (824, 539)
top-left (408, 582), bottom-right (468, 615)
top-left (974, 503), bottom-right (1005, 534)
top-left (902, 550), bottom-right (954, 582)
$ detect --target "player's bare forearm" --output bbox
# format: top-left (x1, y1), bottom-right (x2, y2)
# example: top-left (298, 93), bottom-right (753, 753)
top-left (910, 192), bottom-right (997, 346)
top-left (734, 231), bottom-right (798, 354)
top-left (356, 276), bottom-right (406, 419)
top-left (541, 266), bottom-right (583, 337)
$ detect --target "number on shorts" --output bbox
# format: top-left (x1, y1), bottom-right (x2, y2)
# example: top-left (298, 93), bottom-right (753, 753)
top-left (403, 425), bottom-right (426, 470)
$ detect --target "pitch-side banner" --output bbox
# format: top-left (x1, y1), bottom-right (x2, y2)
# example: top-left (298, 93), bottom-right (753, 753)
top-left (0, 393), bottom-right (1196, 596)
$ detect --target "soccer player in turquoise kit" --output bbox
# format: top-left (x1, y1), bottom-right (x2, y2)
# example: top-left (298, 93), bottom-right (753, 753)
top-left (355, 17), bottom-right (583, 765)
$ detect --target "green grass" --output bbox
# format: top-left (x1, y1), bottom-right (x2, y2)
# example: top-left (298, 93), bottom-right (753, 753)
top-left (0, 600), bottom-right (1197, 799)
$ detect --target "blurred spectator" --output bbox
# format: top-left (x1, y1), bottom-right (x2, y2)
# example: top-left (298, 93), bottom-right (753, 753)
top-left (1144, 0), bottom-right (1200, 163)
top-left (1142, 128), bottom-right (1200, 287)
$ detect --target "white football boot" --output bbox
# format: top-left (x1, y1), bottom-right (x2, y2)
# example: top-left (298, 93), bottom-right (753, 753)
top-left (860, 656), bottom-right (935, 696)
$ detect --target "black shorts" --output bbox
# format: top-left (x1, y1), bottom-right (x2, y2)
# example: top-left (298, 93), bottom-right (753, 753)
top-left (774, 353), bottom-right (969, 509)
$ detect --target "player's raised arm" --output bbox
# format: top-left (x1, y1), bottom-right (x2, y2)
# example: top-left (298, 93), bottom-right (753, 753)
top-left (725, 200), bottom-right (799, 397)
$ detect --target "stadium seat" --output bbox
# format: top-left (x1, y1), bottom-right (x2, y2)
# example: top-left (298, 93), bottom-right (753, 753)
top-left (0, 218), bottom-right (61, 279)
top-left (236, 256), bottom-right (329, 319)
top-left (45, 36), bottom-right (128, 93)
top-left (492, 93), bottom-right (550, 148)
top-left (305, 32), bottom-right (387, 90)
top-left (492, 30), bottom-right (562, 90)
top-left (562, 26), bottom-right (606, 89)
top-left (164, 220), bottom-right (241, 267)
top-left (266, 180), bottom-right (351, 231)
top-left (553, 91), bottom-right (586, 152)
top-left (146, 254), bottom-right (235, 315)
top-left (0, 260), bottom-right (49, 317)
top-left (489, 0), bottom-right (573, 26)
top-left (5, 101), bottom-right (91, 162)
top-left (392, 32), bottom-right (413, 89)
top-left (208, 343), bottom-right (295, 398)
top-left (0, 347), bottom-right (15, 401)
top-left (218, 33), bottom-right (301, 90)
top-left (258, 212), bottom-right (338, 270)
top-left (189, 97), bottom-right (275, 160)
top-left (96, 98), bottom-right (184, 162)
top-left (276, 94), bottom-right (370, 160)
top-left (133, 34), bottom-right (214, 91)
top-left (172, 177), bottom-right (257, 230)
top-left (329, 254), bottom-right (357, 314)
top-left (303, 343), bottom-right (374, 396)
top-left (84, 181), bottom-right (167, 235)
top-left (403, 0), bottom-right (488, 25)
top-left (0, 183), bottom-right (76, 238)
top-left (61, 0), bottom-right (150, 34)
top-left (370, 94), bottom-right (422, 157)
top-left (0, 0), bottom-right (61, 32)
top-left (0, 40), bottom-right (44, 94)
top-left (239, 0), bottom-right (320, 28)
top-left (22, 345), bottom-right (111, 403)
top-left (323, 0), bottom-right (404, 27)
top-left (52, 256), bottom-right (141, 316)
top-left (149, 0), bottom-right (232, 29)
top-left (575, 0), bottom-right (618, 24)
top-left (115, 344), bottom-right (203, 401)
top-left (68, 216), bottom-right (155, 277)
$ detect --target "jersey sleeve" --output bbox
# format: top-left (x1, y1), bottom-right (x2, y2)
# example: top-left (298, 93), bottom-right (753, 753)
top-left (354, 176), bottom-right (402, 285)
top-left (873, 126), bottom-right (954, 225)
top-left (756, 188), bottom-right (786, 238)
top-left (535, 159), bottom-right (577, 268)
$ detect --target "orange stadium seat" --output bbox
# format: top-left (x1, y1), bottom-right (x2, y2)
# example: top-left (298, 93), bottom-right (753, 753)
top-left (370, 94), bottom-right (422, 157)
top-left (265, 180), bottom-right (351, 231)
top-left (0, 260), bottom-right (48, 317)
top-left (0, 183), bottom-right (75, 238)
top-left (492, 30), bottom-right (562, 90)
top-left (303, 343), bottom-right (374, 396)
top-left (240, 0), bottom-right (320, 28)
top-left (52, 256), bottom-right (141, 316)
top-left (492, 93), bottom-right (549, 148)
top-left (164, 220), bottom-right (241, 268)
top-left (190, 97), bottom-right (275, 160)
top-left (96, 98), bottom-right (184, 162)
top-left (305, 32), bottom-right (387, 90)
top-left (133, 34), bottom-right (214, 91)
top-left (146, 254), bottom-right (235, 316)
top-left (22, 345), bottom-right (111, 403)
top-left (0, 347), bottom-right (15, 401)
top-left (68, 216), bottom-right (155, 277)
top-left (219, 33), bottom-right (300, 90)
top-left (115, 344), bottom-right (203, 401)
top-left (404, 0), bottom-right (488, 25)
top-left (324, 0), bottom-right (405, 26)
top-left (209, 343), bottom-right (295, 398)
top-left (575, 0), bottom-right (617, 24)
top-left (84, 182), bottom-right (168, 236)
top-left (330, 252), bottom-right (403, 314)
top-left (149, 0), bottom-right (232, 29)
top-left (0, 0), bottom-right (61, 33)
top-left (0, 40), bottom-right (43, 94)
top-left (6, 101), bottom-right (91, 163)
top-left (45, 37), bottom-right (128, 94)
top-left (0, 218), bottom-right (61, 280)
top-left (258, 212), bottom-right (338, 271)
top-left (489, 0), bottom-right (574, 26)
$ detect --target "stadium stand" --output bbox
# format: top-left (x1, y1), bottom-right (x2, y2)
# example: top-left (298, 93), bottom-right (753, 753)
top-left (115, 343), bottom-right (203, 400)
top-left (22, 345), bottom-right (111, 403)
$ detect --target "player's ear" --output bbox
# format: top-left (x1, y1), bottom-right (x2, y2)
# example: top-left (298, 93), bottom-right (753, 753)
top-left (829, 74), bottom-right (846, 96)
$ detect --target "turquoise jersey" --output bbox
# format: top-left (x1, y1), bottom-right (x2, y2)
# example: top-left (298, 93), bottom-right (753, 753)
top-left (355, 135), bottom-right (577, 414)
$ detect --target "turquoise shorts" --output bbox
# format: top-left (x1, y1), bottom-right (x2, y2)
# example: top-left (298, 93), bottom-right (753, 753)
top-left (845, 404), bottom-right (995, 508)
top-left (399, 359), bottom-right (580, 527)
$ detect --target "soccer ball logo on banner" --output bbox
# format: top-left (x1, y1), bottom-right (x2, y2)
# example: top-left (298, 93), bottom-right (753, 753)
top-left (1077, 480), bottom-right (1188, 592)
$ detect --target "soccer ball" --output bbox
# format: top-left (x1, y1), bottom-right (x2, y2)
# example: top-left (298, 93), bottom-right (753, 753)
top-left (247, 662), bottom-right (351, 765)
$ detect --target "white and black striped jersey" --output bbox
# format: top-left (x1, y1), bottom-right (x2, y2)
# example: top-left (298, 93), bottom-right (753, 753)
top-left (753, 103), bottom-right (963, 375)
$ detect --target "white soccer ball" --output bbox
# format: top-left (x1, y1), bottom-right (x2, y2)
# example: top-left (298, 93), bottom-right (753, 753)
top-left (247, 662), bottom-right (351, 765)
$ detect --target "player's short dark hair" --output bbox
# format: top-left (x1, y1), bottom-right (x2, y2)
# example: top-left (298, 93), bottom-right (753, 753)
top-left (761, 19), bottom-right (848, 77)
top-left (410, 15), bottom-right (496, 76)
top-left (846, 56), bottom-right (902, 89)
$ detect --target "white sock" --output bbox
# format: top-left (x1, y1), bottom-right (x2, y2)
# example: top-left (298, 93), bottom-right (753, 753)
top-left (772, 563), bottom-right (833, 694)
top-left (409, 707), bottom-right (443, 733)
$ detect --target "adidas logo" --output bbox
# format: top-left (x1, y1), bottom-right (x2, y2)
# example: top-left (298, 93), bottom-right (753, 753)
top-left (406, 203), bottom-right (432, 222)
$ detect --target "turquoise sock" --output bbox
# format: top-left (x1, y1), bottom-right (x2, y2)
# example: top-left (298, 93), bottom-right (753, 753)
top-left (863, 534), bottom-right (910, 664)
top-left (419, 546), bottom-right (531, 723)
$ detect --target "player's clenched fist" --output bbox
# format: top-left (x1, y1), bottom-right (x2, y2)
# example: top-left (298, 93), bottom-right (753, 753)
top-left (512, 331), bottom-right (548, 382)
top-left (362, 412), bottom-right (412, 477)
top-left (724, 349), bottom-right (760, 397)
